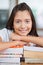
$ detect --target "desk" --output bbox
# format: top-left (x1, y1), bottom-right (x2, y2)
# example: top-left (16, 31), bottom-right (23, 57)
top-left (21, 62), bottom-right (43, 65)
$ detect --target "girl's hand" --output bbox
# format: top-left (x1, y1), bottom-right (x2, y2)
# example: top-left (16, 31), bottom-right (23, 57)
top-left (9, 32), bottom-right (30, 45)
top-left (12, 40), bottom-right (30, 46)
top-left (9, 32), bottom-right (21, 41)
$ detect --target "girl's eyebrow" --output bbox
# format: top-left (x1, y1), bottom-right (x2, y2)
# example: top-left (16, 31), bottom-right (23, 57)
top-left (14, 19), bottom-right (22, 21)
top-left (14, 18), bottom-right (19, 20)
top-left (25, 19), bottom-right (31, 20)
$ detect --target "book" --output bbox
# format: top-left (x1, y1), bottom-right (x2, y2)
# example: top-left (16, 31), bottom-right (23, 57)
top-left (24, 46), bottom-right (43, 52)
top-left (0, 45), bottom-right (23, 55)
top-left (0, 45), bottom-right (23, 64)
top-left (0, 57), bottom-right (20, 65)
top-left (0, 54), bottom-right (22, 58)
top-left (25, 58), bottom-right (43, 63)
top-left (24, 46), bottom-right (43, 63)
top-left (24, 50), bottom-right (43, 59)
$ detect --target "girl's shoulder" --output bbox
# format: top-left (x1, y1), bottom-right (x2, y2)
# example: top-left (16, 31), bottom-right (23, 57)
top-left (0, 28), bottom-right (12, 42)
top-left (0, 28), bottom-right (12, 33)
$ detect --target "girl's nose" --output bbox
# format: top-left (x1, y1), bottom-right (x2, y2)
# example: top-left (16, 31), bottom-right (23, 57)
top-left (21, 22), bottom-right (26, 29)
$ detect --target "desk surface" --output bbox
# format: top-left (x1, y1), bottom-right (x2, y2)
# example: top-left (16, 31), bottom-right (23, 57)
top-left (21, 62), bottom-right (43, 65)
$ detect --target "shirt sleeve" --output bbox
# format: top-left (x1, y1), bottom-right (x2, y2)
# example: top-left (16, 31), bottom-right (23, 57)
top-left (0, 28), bottom-right (9, 42)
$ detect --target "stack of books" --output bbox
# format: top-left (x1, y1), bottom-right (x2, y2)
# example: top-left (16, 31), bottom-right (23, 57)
top-left (0, 45), bottom-right (23, 65)
top-left (24, 46), bottom-right (43, 63)
top-left (0, 45), bottom-right (43, 64)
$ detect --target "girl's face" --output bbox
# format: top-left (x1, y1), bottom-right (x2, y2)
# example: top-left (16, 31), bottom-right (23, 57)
top-left (13, 10), bottom-right (32, 36)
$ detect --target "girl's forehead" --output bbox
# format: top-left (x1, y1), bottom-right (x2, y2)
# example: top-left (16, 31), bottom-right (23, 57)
top-left (14, 10), bottom-right (31, 19)
top-left (15, 10), bottom-right (30, 15)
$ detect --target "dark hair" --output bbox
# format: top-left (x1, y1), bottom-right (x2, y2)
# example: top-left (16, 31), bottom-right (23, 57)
top-left (6, 2), bottom-right (38, 36)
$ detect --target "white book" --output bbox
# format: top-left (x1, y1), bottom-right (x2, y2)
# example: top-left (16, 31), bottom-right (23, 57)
top-left (0, 63), bottom-right (20, 65)
top-left (0, 57), bottom-right (20, 63)
top-left (24, 46), bottom-right (43, 52)
top-left (0, 54), bottom-right (22, 58)
top-left (0, 46), bottom-right (23, 55)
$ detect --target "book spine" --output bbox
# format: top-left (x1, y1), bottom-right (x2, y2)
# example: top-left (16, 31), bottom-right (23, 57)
top-left (25, 58), bottom-right (43, 63)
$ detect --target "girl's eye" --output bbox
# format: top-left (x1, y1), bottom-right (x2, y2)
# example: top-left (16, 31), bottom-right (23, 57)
top-left (26, 21), bottom-right (30, 23)
top-left (16, 21), bottom-right (20, 23)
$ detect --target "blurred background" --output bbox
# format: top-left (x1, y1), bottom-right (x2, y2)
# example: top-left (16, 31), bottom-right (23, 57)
top-left (0, 0), bottom-right (43, 36)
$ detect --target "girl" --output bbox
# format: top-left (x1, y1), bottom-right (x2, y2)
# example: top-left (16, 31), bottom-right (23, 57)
top-left (0, 2), bottom-right (43, 51)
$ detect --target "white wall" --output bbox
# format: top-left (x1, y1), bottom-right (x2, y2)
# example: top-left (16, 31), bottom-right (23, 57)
top-left (0, 0), bottom-right (9, 9)
top-left (37, 30), bottom-right (43, 36)
top-left (9, 0), bottom-right (16, 15)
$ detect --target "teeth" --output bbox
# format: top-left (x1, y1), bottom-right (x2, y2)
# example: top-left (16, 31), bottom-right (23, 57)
top-left (20, 30), bottom-right (25, 31)
top-left (20, 30), bottom-right (26, 32)
top-left (20, 30), bottom-right (26, 31)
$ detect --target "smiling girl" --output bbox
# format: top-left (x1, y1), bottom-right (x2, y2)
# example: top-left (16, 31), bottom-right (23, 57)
top-left (0, 3), bottom-right (43, 51)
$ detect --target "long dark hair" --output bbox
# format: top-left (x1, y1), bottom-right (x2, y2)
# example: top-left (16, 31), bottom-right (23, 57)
top-left (6, 2), bottom-right (38, 36)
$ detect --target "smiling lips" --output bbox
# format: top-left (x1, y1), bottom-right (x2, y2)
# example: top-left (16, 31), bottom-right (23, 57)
top-left (19, 30), bottom-right (27, 33)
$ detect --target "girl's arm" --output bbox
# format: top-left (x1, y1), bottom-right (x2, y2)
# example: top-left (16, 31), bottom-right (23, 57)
top-left (10, 32), bottom-right (43, 47)
top-left (0, 37), bottom-right (27, 51)
top-left (0, 41), bottom-right (26, 51)
top-left (21, 35), bottom-right (43, 47)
